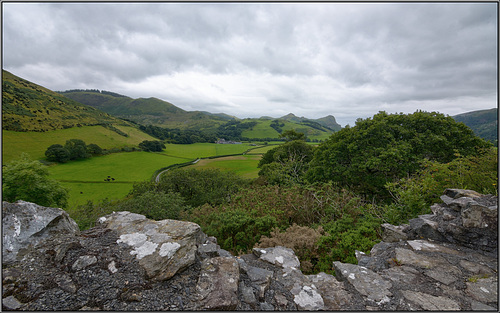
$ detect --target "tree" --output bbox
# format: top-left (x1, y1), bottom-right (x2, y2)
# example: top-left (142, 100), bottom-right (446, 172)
top-left (45, 144), bottom-right (70, 163)
top-left (2, 154), bottom-right (68, 208)
top-left (64, 139), bottom-right (90, 160)
top-left (307, 111), bottom-right (492, 200)
top-left (258, 140), bottom-right (315, 186)
top-left (87, 143), bottom-right (103, 155)
top-left (279, 129), bottom-right (306, 142)
top-left (139, 140), bottom-right (165, 152)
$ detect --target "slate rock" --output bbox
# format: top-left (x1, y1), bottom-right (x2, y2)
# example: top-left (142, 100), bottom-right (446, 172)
top-left (333, 261), bottom-right (392, 304)
top-left (401, 290), bottom-right (460, 310)
top-left (100, 211), bottom-right (204, 281)
top-left (196, 256), bottom-right (240, 310)
top-left (2, 200), bottom-right (80, 264)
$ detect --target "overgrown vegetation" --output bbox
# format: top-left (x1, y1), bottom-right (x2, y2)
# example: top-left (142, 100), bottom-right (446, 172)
top-left (5, 110), bottom-right (497, 276)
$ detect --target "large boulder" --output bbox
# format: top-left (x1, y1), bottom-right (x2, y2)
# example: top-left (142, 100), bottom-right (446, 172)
top-left (98, 211), bottom-right (205, 281)
top-left (2, 200), bottom-right (80, 264)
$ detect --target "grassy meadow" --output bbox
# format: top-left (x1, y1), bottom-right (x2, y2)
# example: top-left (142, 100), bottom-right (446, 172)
top-left (43, 142), bottom-right (268, 208)
top-left (2, 125), bottom-right (157, 163)
top-left (189, 155), bottom-right (262, 179)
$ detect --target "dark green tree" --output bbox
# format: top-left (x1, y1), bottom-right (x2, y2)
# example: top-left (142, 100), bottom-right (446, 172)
top-left (87, 143), bottom-right (103, 155)
top-left (139, 140), bottom-right (165, 152)
top-left (2, 154), bottom-right (68, 208)
top-left (307, 111), bottom-right (492, 200)
top-left (279, 129), bottom-right (306, 142)
top-left (65, 139), bottom-right (90, 160)
top-left (258, 140), bottom-right (315, 186)
top-left (45, 144), bottom-right (70, 163)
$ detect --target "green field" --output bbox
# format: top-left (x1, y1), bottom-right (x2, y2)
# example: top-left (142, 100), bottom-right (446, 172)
top-left (44, 142), bottom-right (268, 208)
top-left (157, 142), bottom-right (257, 159)
top-left (241, 120), bottom-right (281, 138)
top-left (2, 125), bottom-right (157, 163)
top-left (190, 155), bottom-right (262, 178)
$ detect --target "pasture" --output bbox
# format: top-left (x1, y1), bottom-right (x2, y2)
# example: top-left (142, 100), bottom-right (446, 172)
top-left (46, 142), bottom-right (268, 208)
top-left (189, 155), bottom-right (262, 178)
top-left (2, 125), bottom-right (156, 163)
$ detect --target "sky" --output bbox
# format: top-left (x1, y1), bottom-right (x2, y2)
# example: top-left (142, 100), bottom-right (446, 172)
top-left (2, 2), bottom-right (497, 127)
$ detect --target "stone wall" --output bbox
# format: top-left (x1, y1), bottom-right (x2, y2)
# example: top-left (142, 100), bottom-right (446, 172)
top-left (2, 189), bottom-right (498, 310)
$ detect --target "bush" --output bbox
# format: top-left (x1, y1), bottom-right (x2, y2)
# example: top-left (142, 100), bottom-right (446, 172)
top-left (316, 214), bottom-right (381, 271)
top-left (256, 224), bottom-right (325, 273)
top-left (2, 154), bottom-right (68, 208)
top-left (382, 147), bottom-right (498, 224)
top-left (118, 190), bottom-right (187, 221)
top-left (139, 140), bottom-right (165, 152)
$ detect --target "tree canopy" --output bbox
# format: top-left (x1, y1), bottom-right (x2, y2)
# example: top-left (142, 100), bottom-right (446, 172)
top-left (2, 154), bottom-right (69, 208)
top-left (306, 111), bottom-right (492, 199)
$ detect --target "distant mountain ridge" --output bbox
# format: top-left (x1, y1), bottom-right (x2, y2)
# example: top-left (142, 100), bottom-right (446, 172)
top-left (59, 89), bottom-right (342, 132)
top-left (452, 108), bottom-right (498, 145)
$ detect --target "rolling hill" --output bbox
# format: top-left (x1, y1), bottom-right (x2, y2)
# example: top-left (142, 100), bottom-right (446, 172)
top-left (2, 70), bottom-right (133, 132)
top-left (58, 89), bottom-right (233, 132)
top-left (452, 108), bottom-right (498, 144)
top-left (58, 90), bottom-right (341, 140)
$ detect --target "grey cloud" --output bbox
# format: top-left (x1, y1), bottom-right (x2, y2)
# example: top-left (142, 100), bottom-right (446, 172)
top-left (2, 2), bottom-right (496, 126)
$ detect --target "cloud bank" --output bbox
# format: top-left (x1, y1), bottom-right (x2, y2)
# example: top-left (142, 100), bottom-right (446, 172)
top-left (3, 2), bottom-right (497, 126)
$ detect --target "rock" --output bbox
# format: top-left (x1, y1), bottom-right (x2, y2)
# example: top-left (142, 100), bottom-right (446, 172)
top-left (401, 290), bottom-right (460, 310)
top-left (395, 247), bottom-right (448, 268)
top-left (253, 246), bottom-right (300, 271)
top-left (461, 200), bottom-right (497, 229)
top-left (307, 272), bottom-right (352, 310)
top-left (445, 188), bottom-right (482, 199)
top-left (101, 211), bottom-right (204, 281)
top-left (409, 214), bottom-right (446, 241)
top-left (72, 255), bottom-right (98, 271)
top-left (196, 256), bottom-right (240, 310)
top-left (292, 284), bottom-right (324, 310)
top-left (333, 261), bottom-right (392, 304)
top-left (381, 223), bottom-right (409, 242)
top-left (246, 265), bottom-right (273, 299)
top-left (2, 295), bottom-right (22, 310)
top-left (2, 200), bottom-right (80, 264)
top-left (466, 277), bottom-right (498, 304)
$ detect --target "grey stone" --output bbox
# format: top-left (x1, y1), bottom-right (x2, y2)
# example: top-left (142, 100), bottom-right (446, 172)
top-left (333, 261), bottom-right (392, 303)
top-left (407, 239), bottom-right (461, 255)
top-left (395, 247), bottom-right (449, 268)
top-left (424, 267), bottom-right (461, 285)
top-left (448, 197), bottom-right (475, 211)
top-left (292, 284), bottom-right (324, 310)
top-left (102, 211), bottom-right (204, 281)
top-left (462, 200), bottom-right (497, 229)
top-left (54, 273), bottom-right (77, 293)
top-left (247, 265), bottom-right (273, 299)
top-left (409, 215), bottom-right (446, 241)
top-left (402, 290), bottom-right (460, 310)
top-left (253, 246), bottom-right (300, 271)
top-left (466, 277), bottom-right (498, 304)
top-left (197, 242), bottom-right (219, 258)
top-left (381, 266), bottom-right (419, 285)
top-left (2, 295), bottom-right (22, 310)
top-left (72, 255), bottom-right (97, 271)
top-left (307, 271), bottom-right (352, 310)
top-left (259, 302), bottom-right (274, 310)
top-left (459, 260), bottom-right (495, 276)
top-left (196, 256), bottom-right (240, 310)
top-left (239, 283), bottom-right (257, 305)
top-left (470, 300), bottom-right (497, 311)
top-left (381, 223), bottom-right (408, 242)
top-left (2, 200), bottom-right (80, 264)
top-left (445, 188), bottom-right (482, 199)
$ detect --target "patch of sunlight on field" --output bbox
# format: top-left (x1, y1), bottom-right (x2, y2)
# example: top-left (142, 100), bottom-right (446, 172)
top-left (190, 155), bottom-right (262, 179)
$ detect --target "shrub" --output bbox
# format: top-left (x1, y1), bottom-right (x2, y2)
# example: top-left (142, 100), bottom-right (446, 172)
top-left (118, 190), bottom-right (187, 221)
top-left (256, 224), bottom-right (325, 273)
top-left (382, 147), bottom-right (498, 224)
top-left (2, 154), bottom-right (68, 208)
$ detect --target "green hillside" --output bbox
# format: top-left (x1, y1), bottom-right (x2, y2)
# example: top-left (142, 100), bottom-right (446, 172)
top-left (2, 70), bottom-right (132, 132)
top-left (453, 108), bottom-right (498, 144)
top-left (241, 118), bottom-right (334, 141)
top-left (2, 125), bottom-right (157, 163)
top-left (280, 113), bottom-right (342, 131)
top-left (59, 89), bottom-right (232, 132)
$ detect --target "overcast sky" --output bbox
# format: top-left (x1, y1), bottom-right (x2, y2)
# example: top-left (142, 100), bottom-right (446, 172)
top-left (2, 2), bottom-right (497, 127)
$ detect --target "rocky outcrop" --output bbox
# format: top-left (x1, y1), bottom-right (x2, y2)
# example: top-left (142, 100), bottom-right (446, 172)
top-left (2, 189), bottom-right (498, 311)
